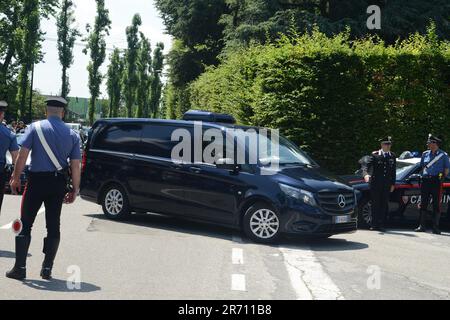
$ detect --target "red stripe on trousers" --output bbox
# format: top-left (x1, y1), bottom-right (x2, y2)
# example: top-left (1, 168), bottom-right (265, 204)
top-left (20, 182), bottom-right (29, 219)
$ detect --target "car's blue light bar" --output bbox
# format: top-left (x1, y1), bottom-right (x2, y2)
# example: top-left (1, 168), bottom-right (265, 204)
top-left (183, 110), bottom-right (236, 124)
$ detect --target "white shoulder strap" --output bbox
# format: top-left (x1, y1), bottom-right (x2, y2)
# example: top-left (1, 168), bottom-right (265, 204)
top-left (35, 121), bottom-right (63, 171)
top-left (425, 153), bottom-right (444, 169)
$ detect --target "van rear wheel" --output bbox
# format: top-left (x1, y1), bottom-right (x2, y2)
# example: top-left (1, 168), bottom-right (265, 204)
top-left (243, 203), bottom-right (281, 243)
top-left (102, 184), bottom-right (131, 220)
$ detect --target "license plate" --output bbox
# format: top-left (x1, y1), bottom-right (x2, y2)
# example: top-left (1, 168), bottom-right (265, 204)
top-left (334, 216), bottom-right (351, 224)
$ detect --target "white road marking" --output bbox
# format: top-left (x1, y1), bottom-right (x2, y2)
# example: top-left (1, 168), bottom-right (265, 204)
top-left (0, 207), bottom-right (45, 231)
top-left (232, 248), bottom-right (244, 265)
top-left (231, 274), bottom-right (246, 291)
top-left (279, 246), bottom-right (344, 300)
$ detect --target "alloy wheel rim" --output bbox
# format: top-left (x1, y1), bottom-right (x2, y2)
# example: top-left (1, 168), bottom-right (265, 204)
top-left (105, 189), bottom-right (124, 216)
top-left (362, 202), bottom-right (372, 225)
top-left (250, 209), bottom-right (280, 239)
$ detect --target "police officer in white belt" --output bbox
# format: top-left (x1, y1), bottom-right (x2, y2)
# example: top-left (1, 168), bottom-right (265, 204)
top-left (415, 134), bottom-right (450, 235)
top-left (6, 97), bottom-right (81, 281)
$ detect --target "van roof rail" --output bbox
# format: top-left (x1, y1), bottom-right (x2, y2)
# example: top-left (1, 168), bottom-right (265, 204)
top-left (183, 110), bottom-right (236, 124)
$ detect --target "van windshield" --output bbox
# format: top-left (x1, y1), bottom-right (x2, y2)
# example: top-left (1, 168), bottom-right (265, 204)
top-left (233, 130), bottom-right (317, 167)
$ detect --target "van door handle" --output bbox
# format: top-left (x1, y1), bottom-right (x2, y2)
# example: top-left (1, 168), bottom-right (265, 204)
top-left (189, 166), bottom-right (202, 174)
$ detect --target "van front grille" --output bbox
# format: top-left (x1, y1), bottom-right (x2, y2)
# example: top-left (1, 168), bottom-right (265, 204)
top-left (317, 191), bottom-right (355, 214)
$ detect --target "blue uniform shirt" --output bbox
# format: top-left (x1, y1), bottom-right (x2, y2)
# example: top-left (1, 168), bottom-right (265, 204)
top-left (21, 117), bottom-right (81, 172)
top-left (420, 149), bottom-right (450, 177)
top-left (0, 124), bottom-right (19, 167)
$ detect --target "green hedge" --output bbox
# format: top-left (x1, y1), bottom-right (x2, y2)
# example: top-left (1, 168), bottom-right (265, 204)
top-left (190, 27), bottom-right (450, 174)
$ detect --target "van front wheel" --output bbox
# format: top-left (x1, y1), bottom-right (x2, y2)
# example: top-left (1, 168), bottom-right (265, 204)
top-left (102, 185), bottom-right (131, 220)
top-left (243, 203), bottom-right (281, 243)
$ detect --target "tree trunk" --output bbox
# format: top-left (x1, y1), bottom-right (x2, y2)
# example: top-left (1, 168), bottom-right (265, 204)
top-left (61, 67), bottom-right (68, 99)
top-left (89, 97), bottom-right (96, 125)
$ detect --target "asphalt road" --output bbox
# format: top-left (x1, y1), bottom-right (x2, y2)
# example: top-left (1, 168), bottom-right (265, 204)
top-left (1, 195), bottom-right (450, 300)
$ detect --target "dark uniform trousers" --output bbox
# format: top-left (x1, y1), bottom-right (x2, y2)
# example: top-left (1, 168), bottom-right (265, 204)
top-left (370, 179), bottom-right (391, 228)
top-left (19, 172), bottom-right (67, 239)
top-left (419, 176), bottom-right (443, 229)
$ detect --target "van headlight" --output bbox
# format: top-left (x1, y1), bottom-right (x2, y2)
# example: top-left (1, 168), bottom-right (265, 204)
top-left (279, 183), bottom-right (317, 207)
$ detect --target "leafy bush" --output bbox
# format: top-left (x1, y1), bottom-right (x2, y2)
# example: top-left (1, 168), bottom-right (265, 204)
top-left (190, 26), bottom-right (450, 174)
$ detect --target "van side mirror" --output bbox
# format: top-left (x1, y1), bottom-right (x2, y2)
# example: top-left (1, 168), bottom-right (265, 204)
top-left (216, 158), bottom-right (241, 172)
top-left (406, 174), bottom-right (421, 184)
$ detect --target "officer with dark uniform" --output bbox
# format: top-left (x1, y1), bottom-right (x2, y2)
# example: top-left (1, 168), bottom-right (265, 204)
top-left (6, 97), bottom-right (81, 281)
top-left (415, 134), bottom-right (450, 235)
top-left (362, 137), bottom-right (397, 232)
top-left (0, 101), bottom-right (19, 213)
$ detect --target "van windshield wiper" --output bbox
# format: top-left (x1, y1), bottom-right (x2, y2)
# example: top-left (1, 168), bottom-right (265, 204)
top-left (280, 162), bottom-right (308, 167)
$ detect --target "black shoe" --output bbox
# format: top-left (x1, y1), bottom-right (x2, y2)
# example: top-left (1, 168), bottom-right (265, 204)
top-left (432, 229), bottom-right (441, 235)
top-left (415, 226), bottom-right (426, 233)
top-left (40, 238), bottom-right (60, 280)
top-left (6, 236), bottom-right (31, 281)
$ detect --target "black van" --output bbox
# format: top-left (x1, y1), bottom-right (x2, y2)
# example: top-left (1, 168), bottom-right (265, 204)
top-left (80, 111), bottom-right (357, 243)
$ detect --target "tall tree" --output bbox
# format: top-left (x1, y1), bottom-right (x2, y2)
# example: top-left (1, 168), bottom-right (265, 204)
top-left (57, 0), bottom-right (80, 99)
top-left (149, 42), bottom-right (164, 118)
top-left (123, 13), bottom-right (141, 118)
top-left (16, 0), bottom-right (42, 120)
top-left (136, 32), bottom-right (151, 118)
top-left (83, 0), bottom-right (111, 125)
top-left (106, 48), bottom-right (123, 118)
top-left (155, 0), bottom-right (228, 118)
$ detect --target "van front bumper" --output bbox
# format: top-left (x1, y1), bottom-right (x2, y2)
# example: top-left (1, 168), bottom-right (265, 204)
top-left (279, 204), bottom-right (358, 236)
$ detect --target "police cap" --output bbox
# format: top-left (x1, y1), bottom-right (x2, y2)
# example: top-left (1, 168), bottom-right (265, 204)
top-left (0, 100), bottom-right (8, 111)
top-left (46, 96), bottom-right (67, 108)
top-left (379, 136), bottom-right (393, 145)
top-left (427, 134), bottom-right (442, 145)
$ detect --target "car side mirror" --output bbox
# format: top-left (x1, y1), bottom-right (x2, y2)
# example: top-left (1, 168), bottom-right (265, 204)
top-left (216, 158), bottom-right (241, 172)
top-left (406, 174), bottom-right (421, 184)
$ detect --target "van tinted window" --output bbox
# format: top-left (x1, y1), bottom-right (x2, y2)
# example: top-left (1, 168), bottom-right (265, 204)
top-left (94, 123), bottom-right (142, 153)
top-left (137, 124), bottom-right (182, 159)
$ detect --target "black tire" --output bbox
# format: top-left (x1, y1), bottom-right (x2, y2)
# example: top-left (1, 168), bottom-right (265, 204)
top-left (358, 198), bottom-right (372, 229)
top-left (243, 202), bottom-right (281, 243)
top-left (101, 184), bottom-right (131, 220)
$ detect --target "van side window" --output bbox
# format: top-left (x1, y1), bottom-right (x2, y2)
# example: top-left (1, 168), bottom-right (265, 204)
top-left (137, 124), bottom-right (180, 159)
top-left (94, 123), bottom-right (142, 153)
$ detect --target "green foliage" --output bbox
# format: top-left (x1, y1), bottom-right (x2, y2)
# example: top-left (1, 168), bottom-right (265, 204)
top-left (83, 0), bottom-right (111, 125)
top-left (57, 0), bottom-right (80, 99)
top-left (106, 48), bottom-right (124, 118)
top-left (136, 32), bottom-right (151, 118)
top-left (149, 42), bottom-right (165, 118)
top-left (0, 0), bottom-right (58, 120)
top-left (191, 26), bottom-right (450, 173)
top-left (123, 13), bottom-right (141, 118)
top-left (16, 0), bottom-right (42, 120)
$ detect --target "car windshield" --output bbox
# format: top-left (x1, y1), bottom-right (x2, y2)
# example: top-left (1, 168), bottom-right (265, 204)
top-left (234, 130), bottom-right (317, 167)
top-left (396, 162), bottom-right (417, 180)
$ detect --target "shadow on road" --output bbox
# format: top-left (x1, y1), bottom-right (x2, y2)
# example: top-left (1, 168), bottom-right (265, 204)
top-left (85, 212), bottom-right (235, 241)
top-left (279, 237), bottom-right (369, 252)
top-left (0, 250), bottom-right (32, 259)
top-left (23, 279), bottom-right (101, 293)
top-left (85, 212), bottom-right (369, 252)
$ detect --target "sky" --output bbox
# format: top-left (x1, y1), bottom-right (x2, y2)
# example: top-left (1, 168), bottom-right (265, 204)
top-left (34, 0), bottom-right (172, 99)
